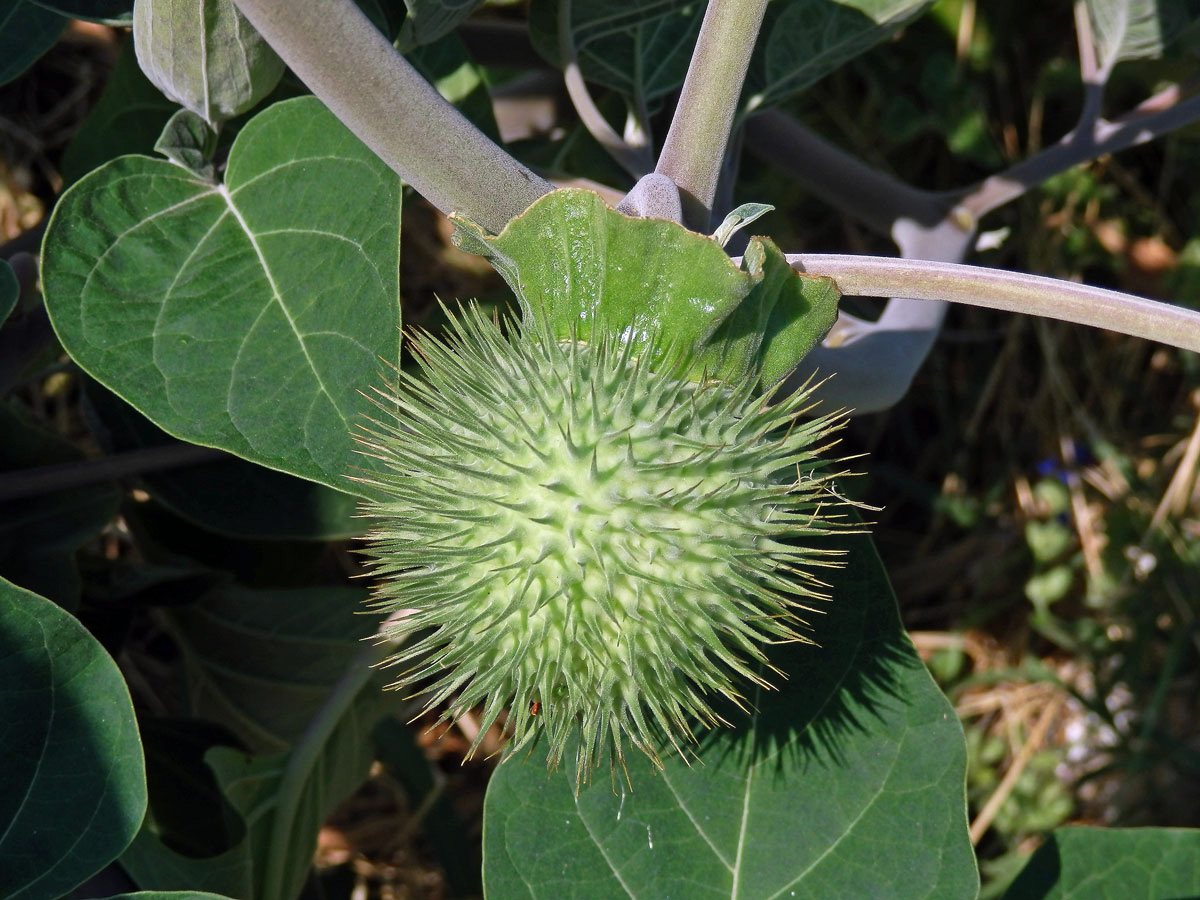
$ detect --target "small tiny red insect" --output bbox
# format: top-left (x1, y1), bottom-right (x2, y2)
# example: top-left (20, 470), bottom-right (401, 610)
top-left (529, 700), bottom-right (541, 716)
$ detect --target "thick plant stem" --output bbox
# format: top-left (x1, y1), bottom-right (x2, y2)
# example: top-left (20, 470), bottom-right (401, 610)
top-left (788, 254), bottom-right (1200, 353)
top-left (655, 0), bottom-right (768, 229)
top-left (231, 0), bottom-right (551, 233)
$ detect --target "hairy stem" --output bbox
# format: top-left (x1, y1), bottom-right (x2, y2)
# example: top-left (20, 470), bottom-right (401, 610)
top-left (655, 0), bottom-right (769, 229)
top-left (231, 0), bottom-right (551, 233)
top-left (788, 254), bottom-right (1200, 353)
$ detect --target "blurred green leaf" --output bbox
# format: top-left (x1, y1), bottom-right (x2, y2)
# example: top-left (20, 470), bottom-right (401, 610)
top-left (1002, 826), bottom-right (1200, 899)
top-left (132, 0), bottom-right (285, 123)
top-left (452, 188), bottom-right (838, 390)
top-left (42, 96), bottom-right (403, 497)
top-left (94, 894), bottom-right (238, 900)
top-left (60, 40), bottom-right (178, 185)
top-left (1084, 0), bottom-right (1200, 70)
top-left (159, 583), bottom-right (381, 753)
top-left (529, 0), bottom-right (704, 103)
top-left (29, 0), bottom-right (132, 24)
top-left (394, 0), bottom-right (486, 51)
top-left (122, 651), bottom-right (391, 900)
top-left (0, 578), bottom-right (146, 900)
top-left (746, 0), bottom-right (936, 110)
top-left (0, 0), bottom-right (64, 86)
top-left (0, 402), bottom-right (122, 609)
top-left (483, 531), bottom-right (978, 900)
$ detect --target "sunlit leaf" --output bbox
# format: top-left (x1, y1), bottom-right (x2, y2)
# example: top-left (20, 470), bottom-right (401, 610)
top-left (483, 531), bottom-right (978, 900)
top-left (1083, 0), bottom-right (1200, 70)
top-left (42, 96), bottom-right (403, 497)
top-left (452, 188), bottom-right (837, 389)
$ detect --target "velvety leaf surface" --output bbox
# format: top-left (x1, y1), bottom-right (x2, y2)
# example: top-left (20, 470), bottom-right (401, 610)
top-left (395, 0), bottom-right (487, 50)
top-left (29, 0), bottom-right (132, 24)
top-left (1083, 0), bottom-right (1200, 69)
top-left (1002, 826), bottom-right (1200, 900)
top-left (159, 583), bottom-right (380, 753)
top-left (452, 189), bottom-right (838, 389)
top-left (483, 531), bottom-right (977, 900)
top-left (84, 379), bottom-right (362, 541)
top-left (0, 578), bottom-right (146, 900)
top-left (747, 0), bottom-right (936, 110)
top-left (0, 402), bottom-right (122, 608)
top-left (132, 0), bottom-right (285, 123)
top-left (121, 663), bottom-right (392, 900)
top-left (0, 0), bottom-right (64, 86)
top-left (528, 0), bottom-right (704, 103)
top-left (43, 96), bottom-right (403, 497)
top-left (0, 258), bottom-right (16, 324)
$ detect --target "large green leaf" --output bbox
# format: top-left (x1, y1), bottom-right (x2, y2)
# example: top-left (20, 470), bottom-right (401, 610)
top-left (394, 0), bottom-right (487, 51)
top-left (1083, 0), bottom-right (1200, 70)
top-left (528, 0), bottom-right (704, 104)
top-left (452, 188), bottom-right (838, 389)
top-left (483, 531), bottom-right (977, 900)
top-left (158, 584), bottom-right (380, 753)
top-left (132, 0), bottom-right (284, 124)
top-left (1002, 826), bottom-right (1200, 899)
top-left (0, 402), bottom-right (122, 609)
top-left (746, 0), bottom-right (936, 110)
top-left (0, 578), bottom-right (147, 900)
top-left (42, 96), bottom-right (403, 497)
top-left (121, 655), bottom-right (392, 900)
top-left (0, 0), bottom-right (64, 86)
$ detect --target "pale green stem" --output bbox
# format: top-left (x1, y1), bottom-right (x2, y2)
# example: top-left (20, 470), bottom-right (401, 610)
top-left (231, 0), bottom-right (551, 233)
top-left (788, 254), bottom-right (1200, 353)
top-left (655, 0), bottom-right (769, 229)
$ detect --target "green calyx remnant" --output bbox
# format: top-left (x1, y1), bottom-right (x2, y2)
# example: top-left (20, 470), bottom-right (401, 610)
top-left (356, 307), bottom-right (852, 787)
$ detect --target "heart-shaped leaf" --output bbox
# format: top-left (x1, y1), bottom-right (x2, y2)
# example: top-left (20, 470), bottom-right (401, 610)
top-left (42, 95), bottom-right (403, 496)
top-left (1003, 826), bottom-right (1200, 899)
top-left (0, 578), bottom-right (146, 900)
top-left (452, 188), bottom-right (837, 389)
top-left (482, 531), bottom-right (978, 900)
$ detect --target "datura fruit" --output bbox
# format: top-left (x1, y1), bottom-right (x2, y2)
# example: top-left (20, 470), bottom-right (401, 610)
top-left (356, 306), bottom-right (849, 786)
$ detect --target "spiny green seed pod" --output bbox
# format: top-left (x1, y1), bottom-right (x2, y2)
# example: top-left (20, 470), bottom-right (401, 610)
top-left (356, 307), bottom-right (850, 786)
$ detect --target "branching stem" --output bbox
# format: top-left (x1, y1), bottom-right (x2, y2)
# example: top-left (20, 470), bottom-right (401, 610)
top-left (787, 254), bottom-right (1200, 353)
